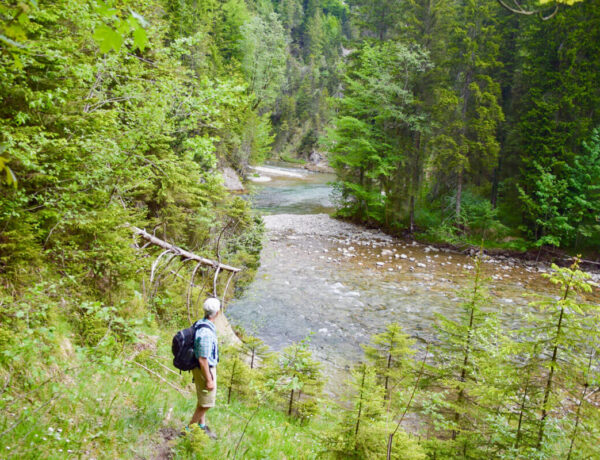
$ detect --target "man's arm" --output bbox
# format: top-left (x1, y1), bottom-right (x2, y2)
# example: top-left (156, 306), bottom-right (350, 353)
top-left (198, 356), bottom-right (215, 391)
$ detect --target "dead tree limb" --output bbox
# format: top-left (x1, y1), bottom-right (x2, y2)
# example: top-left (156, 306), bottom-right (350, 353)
top-left (132, 227), bottom-right (241, 273)
top-left (187, 262), bottom-right (204, 324)
top-left (131, 361), bottom-right (189, 396)
top-left (222, 271), bottom-right (237, 312)
top-left (213, 265), bottom-right (221, 298)
top-left (497, 0), bottom-right (560, 20)
top-left (150, 250), bottom-right (171, 284)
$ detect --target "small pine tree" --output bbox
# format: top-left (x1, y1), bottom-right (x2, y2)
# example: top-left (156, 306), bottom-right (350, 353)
top-left (362, 322), bottom-right (415, 408)
top-left (266, 337), bottom-right (323, 419)
top-left (426, 253), bottom-right (497, 456)
top-left (219, 344), bottom-right (252, 404)
top-left (528, 260), bottom-right (597, 454)
top-left (241, 334), bottom-right (271, 369)
top-left (324, 363), bottom-right (426, 459)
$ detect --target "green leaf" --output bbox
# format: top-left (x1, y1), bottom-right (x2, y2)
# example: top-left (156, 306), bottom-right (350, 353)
top-left (93, 25), bottom-right (123, 53)
top-left (132, 27), bottom-right (148, 51)
top-left (95, 1), bottom-right (118, 18)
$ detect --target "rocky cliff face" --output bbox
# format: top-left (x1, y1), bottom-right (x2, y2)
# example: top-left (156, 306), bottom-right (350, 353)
top-left (222, 167), bottom-right (245, 192)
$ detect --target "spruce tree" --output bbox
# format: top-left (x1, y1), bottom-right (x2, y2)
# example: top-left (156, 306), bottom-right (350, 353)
top-left (362, 323), bottom-right (415, 408)
top-left (266, 337), bottom-right (323, 419)
top-left (324, 363), bottom-right (426, 459)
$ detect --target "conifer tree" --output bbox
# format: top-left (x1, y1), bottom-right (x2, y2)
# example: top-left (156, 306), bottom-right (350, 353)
top-left (220, 344), bottom-right (252, 404)
top-left (267, 337), bottom-right (323, 418)
top-left (324, 363), bottom-right (425, 459)
top-left (241, 334), bottom-right (271, 369)
top-left (528, 260), bottom-right (597, 453)
top-left (362, 323), bottom-right (414, 406)
top-left (427, 254), bottom-right (498, 456)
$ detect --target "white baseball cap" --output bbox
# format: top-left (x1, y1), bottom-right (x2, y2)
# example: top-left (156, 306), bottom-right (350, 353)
top-left (203, 297), bottom-right (221, 317)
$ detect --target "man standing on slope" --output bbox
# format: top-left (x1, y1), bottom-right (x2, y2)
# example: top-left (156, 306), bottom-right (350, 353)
top-left (189, 297), bottom-right (220, 439)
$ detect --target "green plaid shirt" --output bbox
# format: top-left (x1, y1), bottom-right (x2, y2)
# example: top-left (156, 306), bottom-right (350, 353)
top-left (193, 319), bottom-right (219, 367)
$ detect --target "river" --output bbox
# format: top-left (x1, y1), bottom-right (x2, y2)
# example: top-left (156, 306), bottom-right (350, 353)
top-left (227, 164), bottom-right (598, 382)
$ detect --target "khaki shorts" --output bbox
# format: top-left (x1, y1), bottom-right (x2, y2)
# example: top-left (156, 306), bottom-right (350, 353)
top-left (192, 366), bottom-right (217, 408)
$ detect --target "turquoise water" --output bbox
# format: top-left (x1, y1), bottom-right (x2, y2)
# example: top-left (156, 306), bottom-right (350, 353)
top-left (246, 164), bottom-right (336, 215)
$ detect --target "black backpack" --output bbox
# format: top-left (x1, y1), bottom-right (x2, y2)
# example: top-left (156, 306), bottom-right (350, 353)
top-left (172, 322), bottom-right (211, 371)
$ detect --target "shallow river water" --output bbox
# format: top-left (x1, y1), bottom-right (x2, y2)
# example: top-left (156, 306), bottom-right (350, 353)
top-left (228, 164), bottom-right (598, 382)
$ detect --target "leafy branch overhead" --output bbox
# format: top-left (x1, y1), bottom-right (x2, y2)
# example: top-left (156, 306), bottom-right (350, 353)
top-left (93, 1), bottom-right (149, 52)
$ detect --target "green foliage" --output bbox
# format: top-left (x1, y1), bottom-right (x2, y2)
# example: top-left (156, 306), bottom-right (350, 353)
top-left (323, 363), bottom-right (425, 459)
top-left (239, 333), bottom-right (272, 369)
top-left (362, 323), bottom-right (415, 406)
top-left (327, 41), bottom-right (431, 225)
top-left (219, 344), bottom-right (253, 404)
top-left (266, 337), bottom-right (324, 420)
top-left (518, 162), bottom-right (572, 247)
top-left (92, 1), bottom-right (149, 53)
top-left (239, 12), bottom-right (287, 111)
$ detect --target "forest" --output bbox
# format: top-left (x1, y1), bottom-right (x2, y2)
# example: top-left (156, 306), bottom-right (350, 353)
top-left (0, 0), bottom-right (599, 458)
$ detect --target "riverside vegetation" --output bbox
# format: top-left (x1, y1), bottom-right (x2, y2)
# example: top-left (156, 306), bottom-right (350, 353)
top-left (1, 0), bottom-right (600, 459)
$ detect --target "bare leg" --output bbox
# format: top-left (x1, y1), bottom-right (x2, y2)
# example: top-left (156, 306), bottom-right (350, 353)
top-left (190, 405), bottom-right (210, 425)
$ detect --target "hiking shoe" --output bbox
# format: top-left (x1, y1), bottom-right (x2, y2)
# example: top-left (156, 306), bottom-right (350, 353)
top-left (200, 425), bottom-right (218, 440)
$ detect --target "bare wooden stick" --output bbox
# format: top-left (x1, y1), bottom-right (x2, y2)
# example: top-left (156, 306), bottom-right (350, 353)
top-left (131, 361), bottom-right (189, 396)
top-left (187, 262), bottom-right (204, 324)
top-left (132, 227), bottom-right (240, 273)
top-left (150, 357), bottom-right (182, 377)
top-left (150, 254), bottom-right (180, 298)
top-left (150, 250), bottom-right (171, 284)
top-left (213, 265), bottom-right (221, 298)
top-left (0, 394), bottom-right (61, 438)
top-left (221, 271), bottom-right (236, 312)
top-left (233, 406), bottom-right (260, 460)
top-left (194, 270), bottom-right (210, 317)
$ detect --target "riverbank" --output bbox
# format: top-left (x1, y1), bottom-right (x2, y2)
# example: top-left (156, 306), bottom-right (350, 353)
top-left (227, 213), bottom-right (599, 387)
top-left (264, 213), bottom-right (600, 282)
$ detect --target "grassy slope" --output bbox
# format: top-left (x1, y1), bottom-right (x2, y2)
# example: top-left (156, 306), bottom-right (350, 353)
top-left (0, 324), bottom-right (326, 460)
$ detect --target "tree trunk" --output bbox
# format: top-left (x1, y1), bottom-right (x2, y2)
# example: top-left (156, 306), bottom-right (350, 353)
top-left (567, 351), bottom-right (593, 460)
top-left (409, 195), bottom-right (415, 234)
top-left (288, 388), bottom-right (294, 416)
top-left (452, 261), bottom-right (480, 440)
top-left (228, 359), bottom-right (237, 404)
top-left (537, 276), bottom-right (572, 449)
top-left (410, 131), bottom-right (421, 234)
top-left (456, 169), bottom-right (463, 225)
top-left (515, 374), bottom-right (530, 449)
top-left (355, 365), bottom-right (367, 441)
top-left (384, 352), bottom-right (392, 401)
top-left (490, 151), bottom-right (503, 209)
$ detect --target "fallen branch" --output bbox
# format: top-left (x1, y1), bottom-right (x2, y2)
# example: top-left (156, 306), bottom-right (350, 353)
top-left (233, 405), bottom-right (261, 460)
top-left (132, 227), bottom-right (241, 273)
top-left (131, 361), bottom-right (189, 396)
top-left (0, 394), bottom-right (61, 438)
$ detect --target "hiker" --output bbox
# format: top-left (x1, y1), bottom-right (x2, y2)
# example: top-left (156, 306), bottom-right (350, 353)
top-left (189, 297), bottom-right (220, 439)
